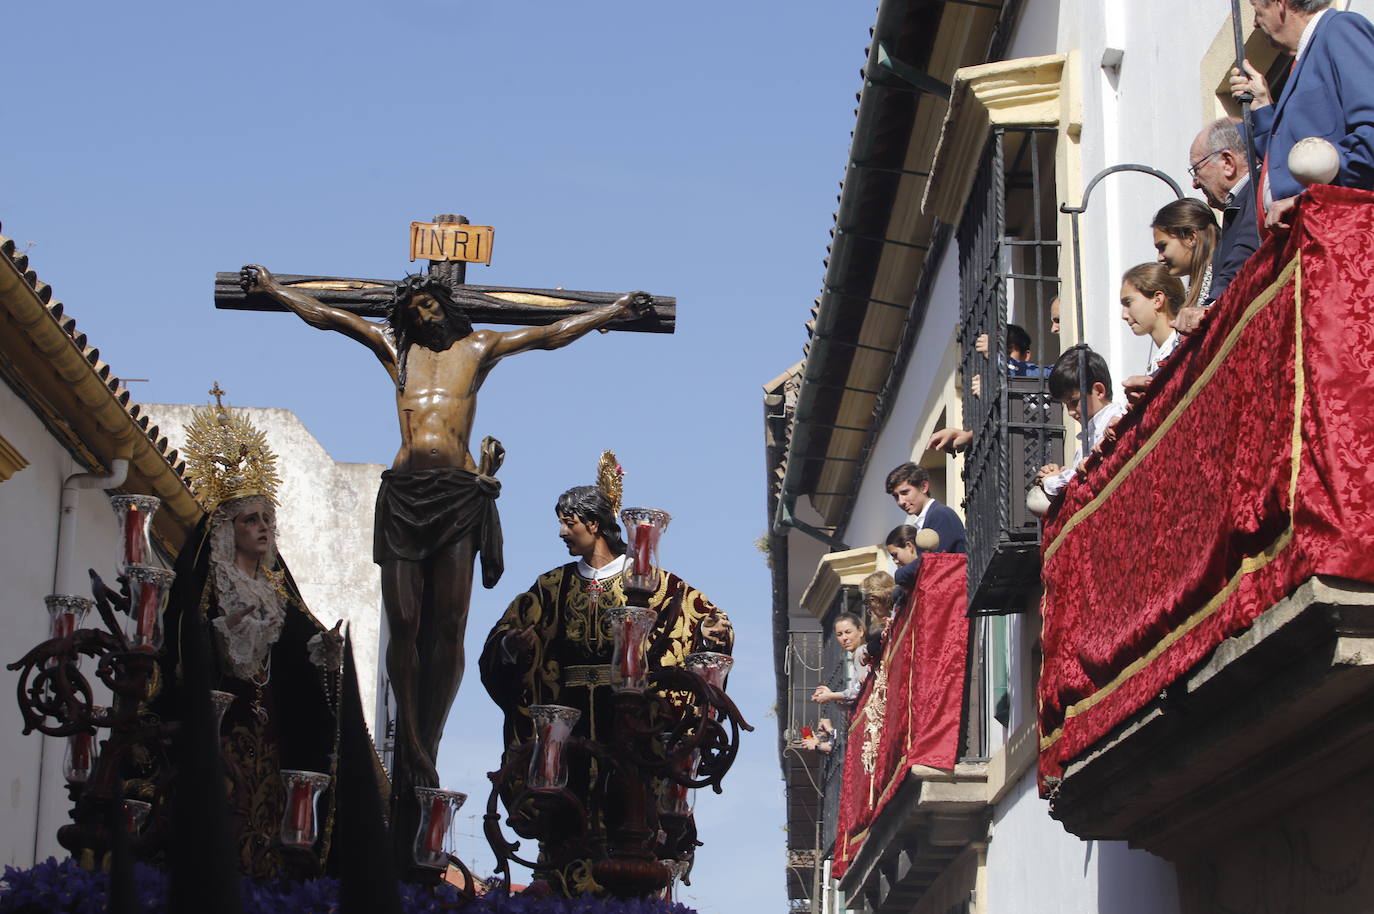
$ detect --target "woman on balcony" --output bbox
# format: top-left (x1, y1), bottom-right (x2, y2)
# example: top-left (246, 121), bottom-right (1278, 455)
top-left (860, 570), bottom-right (897, 672)
top-left (1118, 263), bottom-right (1187, 398)
top-left (1125, 264), bottom-right (1185, 372)
top-left (811, 613), bottom-right (870, 706)
top-left (1152, 198), bottom-right (1220, 335)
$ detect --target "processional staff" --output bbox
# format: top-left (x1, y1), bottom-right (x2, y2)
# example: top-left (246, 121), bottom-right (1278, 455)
top-left (1231, 0), bottom-right (1263, 184)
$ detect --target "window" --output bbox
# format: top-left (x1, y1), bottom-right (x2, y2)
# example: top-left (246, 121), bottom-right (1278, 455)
top-left (958, 126), bottom-right (1066, 615)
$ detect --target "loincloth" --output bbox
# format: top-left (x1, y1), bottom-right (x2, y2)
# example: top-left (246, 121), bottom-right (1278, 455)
top-left (373, 466), bottom-right (504, 588)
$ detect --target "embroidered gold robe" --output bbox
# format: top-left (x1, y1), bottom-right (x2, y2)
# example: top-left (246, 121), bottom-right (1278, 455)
top-left (478, 561), bottom-right (732, 893)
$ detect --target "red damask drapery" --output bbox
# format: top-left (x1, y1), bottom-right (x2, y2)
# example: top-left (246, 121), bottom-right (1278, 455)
top-left (831, 554), bottom-right (968, 880)
top-left (1038, 186), bottom-right (1374, 790)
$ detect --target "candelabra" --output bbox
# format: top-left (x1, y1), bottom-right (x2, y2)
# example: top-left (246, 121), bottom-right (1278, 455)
top-left (483, 508), bottom-right (752, 898)
top-left (7, 495), bottom-right (175, 868)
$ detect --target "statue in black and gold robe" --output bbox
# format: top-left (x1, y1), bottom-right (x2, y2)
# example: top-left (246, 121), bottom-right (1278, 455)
top-left (163, 495), bottom-right (343, 880)
top-left (479, 483), bottom-right (732, 893)
top-left (146, 396), bottom-right (401, 914)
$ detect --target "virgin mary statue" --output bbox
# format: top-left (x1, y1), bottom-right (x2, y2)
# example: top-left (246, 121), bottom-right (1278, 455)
top-left (162, 395), bottom-right (343, 879)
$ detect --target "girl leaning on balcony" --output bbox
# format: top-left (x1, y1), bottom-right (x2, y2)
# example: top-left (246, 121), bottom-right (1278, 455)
top-left (1151, 197), bottom-right (1220, 335)
top-left (1119, 263), bottom-right (1188, 404)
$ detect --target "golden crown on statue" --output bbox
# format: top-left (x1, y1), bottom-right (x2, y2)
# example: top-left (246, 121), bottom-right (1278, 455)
top-left (597, 450), bottom-right (624, 515)
top-left (182, 383), bottom-right (281, 511)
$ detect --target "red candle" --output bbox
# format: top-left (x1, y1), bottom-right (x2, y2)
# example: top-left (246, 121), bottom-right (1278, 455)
top-left (70, 733), bottom-right (92, 771)
top-left (123, 504), bottom-right (143, 567)
top-left (664, 751), bottom-right (696, 814)
top-left (540, 724), bottom-right (561, 784)
top-left (135, 583), bottom-right (159, 649)
top-left (424, 795), bottom-right (448, 853)
top-left (620, 631), bottom-right (639, 684)
top-left (289, 782), bottom-right (314, 839)
top-left (634, 523), bottom-right (654, 575)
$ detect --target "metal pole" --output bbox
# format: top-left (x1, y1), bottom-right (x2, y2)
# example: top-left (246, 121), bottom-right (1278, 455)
top-left (1231, 0), bottom-right (1262, 184)
top-left (812, 810), bottom-right (823, 914)
top-left (1060, 164), bottom-right (1186, 464)
top-left (1067, 211), bottom-right (1092, 460)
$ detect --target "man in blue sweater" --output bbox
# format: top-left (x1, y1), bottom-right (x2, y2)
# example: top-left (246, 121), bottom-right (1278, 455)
top-left (884, 462), bottom-right (967, 555)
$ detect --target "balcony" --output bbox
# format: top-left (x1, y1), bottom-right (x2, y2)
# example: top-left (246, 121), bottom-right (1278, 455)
top-left (828, 554), bottom-right (985, 911)
top-left (782, 548), bottom-right (887, 911)
top-left (1038, 187), bottom-right (1374, 884)
top-left (963, 375), bottom-right (1064, 612)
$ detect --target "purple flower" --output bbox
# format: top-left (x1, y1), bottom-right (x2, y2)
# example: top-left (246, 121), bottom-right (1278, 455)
top-left (0, 861), bottom-right (698, 914)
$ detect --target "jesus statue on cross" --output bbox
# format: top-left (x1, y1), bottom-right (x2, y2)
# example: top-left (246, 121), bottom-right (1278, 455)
top-left (237, 265), bottom-right (652, 799)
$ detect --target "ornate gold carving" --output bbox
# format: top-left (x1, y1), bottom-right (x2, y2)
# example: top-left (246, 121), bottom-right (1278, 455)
top-left (181, 384), bottom-right (281, 511)
top-left (0, 433), bottom-right (28, 481)
top-left (862, 662), bottom-right (888, 796)
top-left (597, 451), bottom-right (623, 515)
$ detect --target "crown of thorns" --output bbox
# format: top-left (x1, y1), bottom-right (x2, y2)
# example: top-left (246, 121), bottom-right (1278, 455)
top-left (389, 274), bottom-right (457, 310)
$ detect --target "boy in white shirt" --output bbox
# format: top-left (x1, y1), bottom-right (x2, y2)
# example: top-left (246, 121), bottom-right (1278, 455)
top-left (1036, 344), bottom-right (1127, 499)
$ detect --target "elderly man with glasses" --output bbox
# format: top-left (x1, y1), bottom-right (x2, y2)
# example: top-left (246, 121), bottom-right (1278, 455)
top-left (1186, 118), bottom-right (1261, 313)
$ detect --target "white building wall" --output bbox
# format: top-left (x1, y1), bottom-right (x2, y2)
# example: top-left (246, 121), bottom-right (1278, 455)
top-left (0, 379), bottom-right (122, 867)
top-left (146, 405), bottom-right (386, 735)
top-left (986, 770), bottom-right (1180, 914)
top-left (1005, 0), bottom-right (1060, 60)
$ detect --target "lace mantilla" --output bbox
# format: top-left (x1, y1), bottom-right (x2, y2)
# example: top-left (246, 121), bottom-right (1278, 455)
top-left (209, 496), bottom-right (286, 680)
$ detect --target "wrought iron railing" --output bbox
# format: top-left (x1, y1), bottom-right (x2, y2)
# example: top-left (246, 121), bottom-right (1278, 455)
top-left (785, 597), bottom-right (859, 864)
top-left (784, 628), bottom-right (825, 742)
top-left (810, 633), bottom-right (853, 855)
top-left (818, 724), bottom-right (847, 856)
top-left (958, 126), bottom-right (1065, 614)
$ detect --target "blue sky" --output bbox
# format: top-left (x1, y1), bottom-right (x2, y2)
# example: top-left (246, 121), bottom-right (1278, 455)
top-left (2, 2), bottom-right (873, 909)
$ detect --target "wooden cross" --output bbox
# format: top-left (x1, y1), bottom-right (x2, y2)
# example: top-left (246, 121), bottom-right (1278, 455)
top-left (214, 213), bottom-right (675, 333)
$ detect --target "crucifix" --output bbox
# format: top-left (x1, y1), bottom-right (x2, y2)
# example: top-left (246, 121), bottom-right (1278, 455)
top-left (215, 213), bottom-right (675, 871)
top-left (214, 215), bottom-right (675, 332)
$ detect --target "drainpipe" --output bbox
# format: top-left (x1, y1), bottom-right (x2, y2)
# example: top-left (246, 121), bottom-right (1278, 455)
top-left (34, 454), bottom-right (130, 864)
top-left (53, 456), bottom-right (129, 596)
